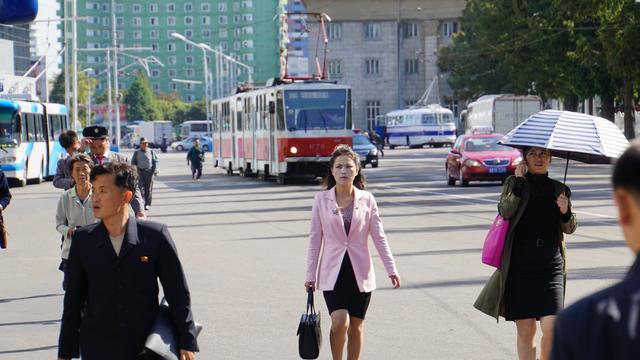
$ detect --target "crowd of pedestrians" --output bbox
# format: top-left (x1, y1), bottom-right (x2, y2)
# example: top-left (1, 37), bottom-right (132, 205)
top-left (0, 120), bottom-right (637, 359)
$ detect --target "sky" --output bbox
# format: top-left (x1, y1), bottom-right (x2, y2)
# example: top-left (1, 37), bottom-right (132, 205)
top-left (32, 0), bottom-right (62, 79)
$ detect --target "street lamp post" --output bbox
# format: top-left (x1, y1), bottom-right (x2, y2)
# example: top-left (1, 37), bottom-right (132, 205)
top-left (81, 68), bottom-right (94, 126)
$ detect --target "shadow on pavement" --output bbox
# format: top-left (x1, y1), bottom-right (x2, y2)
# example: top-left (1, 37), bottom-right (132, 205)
top-left (0, 319), bottom-right (60, 327)
top-left (0, 345), bottom-right (57, 354)
top-left (0, 293), bottom-right (63, 304)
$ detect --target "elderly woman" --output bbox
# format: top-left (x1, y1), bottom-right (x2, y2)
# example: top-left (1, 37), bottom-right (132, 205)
top-left (55, 153), bottom-right (98, 290)
top-left (474, 146), bottom-right (578, 360)
top-left (305, 145), bottom-right (400, 360)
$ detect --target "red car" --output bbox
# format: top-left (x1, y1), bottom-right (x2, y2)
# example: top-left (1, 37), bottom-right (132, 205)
top-left (445, 133), bottom-right (523, 186)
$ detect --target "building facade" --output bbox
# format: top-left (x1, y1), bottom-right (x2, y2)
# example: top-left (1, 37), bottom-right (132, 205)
top-left (303, 0), bottom-right (465, 130)
top-left (58, 0), bottom-right (286, 102)
top-left (0, 24), bottom-right (32, 76)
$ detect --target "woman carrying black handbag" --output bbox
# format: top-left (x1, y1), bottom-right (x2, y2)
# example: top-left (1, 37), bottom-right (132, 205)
top-left (297, 287), bottom-right (322, 359)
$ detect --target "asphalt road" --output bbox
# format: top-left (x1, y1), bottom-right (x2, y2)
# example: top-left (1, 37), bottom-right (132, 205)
top-left (0, 147), bottom-right (631, 359)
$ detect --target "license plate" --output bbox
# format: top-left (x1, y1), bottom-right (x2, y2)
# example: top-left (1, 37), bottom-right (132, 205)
top-left (489, 167), bottom-right (507, 174)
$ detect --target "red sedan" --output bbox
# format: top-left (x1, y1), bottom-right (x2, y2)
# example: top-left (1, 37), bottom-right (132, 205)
top-left (445, 133), bottom-right (523, 186)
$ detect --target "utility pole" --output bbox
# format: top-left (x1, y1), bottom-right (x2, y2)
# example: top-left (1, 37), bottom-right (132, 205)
top-left (397, 0), bottom-right (402, 110)
top-left (111, 0), bottom-right (121, 150)
top-left (72, 0), bottom-right (78, 130)
top-left (63, 0), bottom-right (70, 116)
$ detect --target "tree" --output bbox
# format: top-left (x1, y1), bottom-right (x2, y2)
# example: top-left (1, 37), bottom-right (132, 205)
top-left (48, 67), bottom-right (97, 127)
top-left (123, 71), bottom-right (159, 121)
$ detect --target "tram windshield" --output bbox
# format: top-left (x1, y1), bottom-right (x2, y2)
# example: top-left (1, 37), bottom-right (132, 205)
top-left (0, 108), bottom-right (19, 147)
top-left (284, 89), bottom-right (347, 131)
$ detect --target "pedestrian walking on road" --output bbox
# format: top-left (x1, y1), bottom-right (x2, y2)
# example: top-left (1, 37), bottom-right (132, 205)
top-left (551, 140), bottom-right (640, 360)
top-left (54, 153), bottom-right (97, 290)
top-left (0, 169), bottom-right (11, 249)
top-left (305, 144), bottom-right (401, 360)
top-left (186, 138), bottom-right (204, 181)
top-left (131, 137), bottom-right (158, 210)
top-left (81, 125), bottom-right (146, 218)
top-left (53, 130), bottom-right (81, 190)
top-left (57, 162), bottom-right (199, 360)
top-left (474, 146), bottom-right (578, 360)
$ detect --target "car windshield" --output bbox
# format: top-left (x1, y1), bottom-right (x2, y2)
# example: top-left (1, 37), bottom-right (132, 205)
top-left (353, 134), bottom-right (372, 146)
top-left (284, 90), bottom-right (347, 131)
top-left (464, 137), bottom-right (511, 152)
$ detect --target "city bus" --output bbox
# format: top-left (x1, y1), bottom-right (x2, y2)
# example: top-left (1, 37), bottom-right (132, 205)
top-left (211, 81), bottom-right (353, 184)
top-left (384, 104), bottom-right (456, 148)
top-left (0, 99), bottom-right (69, 186)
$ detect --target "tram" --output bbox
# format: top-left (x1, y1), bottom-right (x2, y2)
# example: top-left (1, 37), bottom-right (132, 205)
top-left (212, 81), bottom-right (353, 183)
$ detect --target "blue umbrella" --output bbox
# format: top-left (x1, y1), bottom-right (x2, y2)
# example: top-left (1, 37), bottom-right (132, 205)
top-left (498, 110), bottom-right (630, 183)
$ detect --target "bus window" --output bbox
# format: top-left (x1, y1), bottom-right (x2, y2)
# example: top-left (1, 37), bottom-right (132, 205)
top-left (36, 114), bottom-right (45, 141)
top-left (62, 114), bottom-right (69, 130)
top-left (26, 113), bottom-right (36, 141)
top-left (421, 114), bottom-right (436, 125)
top-left (19, 115), bottom-right (27, 142)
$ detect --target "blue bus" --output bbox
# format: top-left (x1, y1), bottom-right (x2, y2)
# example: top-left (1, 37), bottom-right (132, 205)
top-left (0, 99), bottom-right (69, 186)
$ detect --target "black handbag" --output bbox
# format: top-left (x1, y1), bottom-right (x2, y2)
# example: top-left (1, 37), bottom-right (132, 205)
top-left (297, 288), bottom-right (322, 359)
top-left (143, 298), bottom-right (203, 360)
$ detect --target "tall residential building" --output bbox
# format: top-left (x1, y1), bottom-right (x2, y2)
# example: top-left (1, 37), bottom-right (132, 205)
top-left (0, 24), bottom-right (32, 75)
top-left (303, 0), bottom-right (465, 130)
top-left (58, 0), bottom-right (287, 102)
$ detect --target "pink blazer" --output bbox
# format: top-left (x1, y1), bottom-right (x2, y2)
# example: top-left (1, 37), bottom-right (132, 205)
top-left (306, 187), bottom-right (398, 293)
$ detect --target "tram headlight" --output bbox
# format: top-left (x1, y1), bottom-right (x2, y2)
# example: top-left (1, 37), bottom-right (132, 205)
top-left (0, 156), bottom-right (16, 164)
top-left (289, 146), bottom-right (298, 155)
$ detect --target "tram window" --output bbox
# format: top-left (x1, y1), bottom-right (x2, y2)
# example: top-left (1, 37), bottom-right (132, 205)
top-left (347, 90), bottom-right (353, 130)
top-left (275, 96), bottom-right (284, 131)
top-left (236, 112), bottom-right (243, 131)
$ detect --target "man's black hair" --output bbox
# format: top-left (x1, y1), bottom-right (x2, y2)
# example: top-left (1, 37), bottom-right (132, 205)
top-left (59, 130), bottom-right (78, 149)
top-left (90, 162), bottom-right (138, 196)
top-left (612, 140), bottom-right (640, 197)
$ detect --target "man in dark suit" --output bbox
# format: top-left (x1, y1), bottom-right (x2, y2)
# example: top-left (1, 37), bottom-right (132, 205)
top-left (551, 140), bottom-right (640, 360)
top-left (81, 125), bottom-right (145, 218)
top-left (58, 162), bottom-right (198, 360)
top-left (0, 169), bottom-right (11, 249)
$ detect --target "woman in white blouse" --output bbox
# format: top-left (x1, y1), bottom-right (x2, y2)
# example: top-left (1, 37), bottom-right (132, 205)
top-left (55, 153), bottom-right (98, 290)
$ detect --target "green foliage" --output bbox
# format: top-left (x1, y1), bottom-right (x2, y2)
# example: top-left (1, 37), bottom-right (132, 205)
top-left (123, 71), bottom-right (160, 121)
top-left (438, 0), bottom-right (639, 124)
top-left (48, 67), bottom-right (97, 127)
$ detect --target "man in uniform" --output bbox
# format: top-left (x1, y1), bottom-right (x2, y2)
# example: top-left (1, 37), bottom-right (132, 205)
top-left (81, 125), bottom-right (145, 218)
top-left (551, 140), bottom-right (640, 359)
top-left (131, 137), bottom-right (158, 210)
top-left (57, 162), bottom-right (198, 360)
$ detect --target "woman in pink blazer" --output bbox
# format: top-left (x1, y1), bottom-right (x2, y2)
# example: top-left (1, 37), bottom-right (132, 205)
top-left (305, 145), bottom-right (401, 360)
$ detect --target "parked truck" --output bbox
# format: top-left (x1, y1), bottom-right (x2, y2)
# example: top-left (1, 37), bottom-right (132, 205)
top-left (460, 95), bottom-right (543, 135)
top-left (135, 121), bottom-right (173, 148)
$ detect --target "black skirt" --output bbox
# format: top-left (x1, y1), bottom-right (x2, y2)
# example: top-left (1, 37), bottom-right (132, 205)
top-left (323, 252), bottom-right (372, 319)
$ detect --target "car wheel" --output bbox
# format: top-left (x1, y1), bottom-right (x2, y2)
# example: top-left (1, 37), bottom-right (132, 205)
top-left (176, 145), bottom-right (184, 151)
top-left (446, 166), bottom-right (455, 186)
top-left (372, 161), bottom-right (378, 168)
top-left (389, 145), bottom-right (396, 150)
top-left (459, 168), bottom-right (469, 187)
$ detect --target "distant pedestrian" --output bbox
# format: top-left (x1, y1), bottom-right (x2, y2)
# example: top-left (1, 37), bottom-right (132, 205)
top-left (81, 125), bottom-right (145, 218)
top-left (54, 153), bottom-right (97, 290)
top-left (0, 169), bottom-right (11, 249)
top-left (53, 130), bottom-right (81, 190)
top-left (57, 162), bottom-right (199, 360)
top-left (551, 140), bottom-right (640, 360)
top-left (474, 146), bottom-right (578, 360)
top-left (161, 135), bottom-right (168, 153)
top-left (186, 138), bottom-right (204, 181)
top-left (305, 144), bottom-right (400, 360)
top-left (131, 137), bottom-right (158, 210)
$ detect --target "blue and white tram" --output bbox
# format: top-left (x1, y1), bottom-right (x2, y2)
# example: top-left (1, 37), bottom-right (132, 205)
top-left (0, 99), bottom-right (69, 186)
top-left (385, 104), bottom-right (456, 148)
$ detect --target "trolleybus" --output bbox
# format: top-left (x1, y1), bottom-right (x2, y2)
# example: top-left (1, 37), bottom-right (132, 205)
top-left (385, 104), bottom-right (456, 148)
top-left (212, 81), bottom-right (353, 183)
top-left (0, 99), bottom-right (69, 186)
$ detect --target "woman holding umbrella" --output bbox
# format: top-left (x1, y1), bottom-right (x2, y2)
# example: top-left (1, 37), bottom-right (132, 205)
top-left (474, 146), bottom-right (578, 360)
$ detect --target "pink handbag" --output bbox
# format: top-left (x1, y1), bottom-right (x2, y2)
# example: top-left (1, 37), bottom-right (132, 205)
top-left (481, 215), bottom-right (510, 268)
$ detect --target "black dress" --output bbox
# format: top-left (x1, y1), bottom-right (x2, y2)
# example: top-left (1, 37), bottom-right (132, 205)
top-left (504, 172), bottom-right (566, 321)
top-left (323, 201), bottom-right (372, 319)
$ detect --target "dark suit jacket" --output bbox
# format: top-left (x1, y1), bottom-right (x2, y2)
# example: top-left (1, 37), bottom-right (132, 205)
top-left (551, 255), bottom-right (640, 360)
top-left (89, 151), bottom-right (145, 213)
top-left (53, 155), bottom-right (75, 190)
top-left (0, 170), bottom-right (10, 210)
top-left (58, 218), bottom-right (199, 360)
